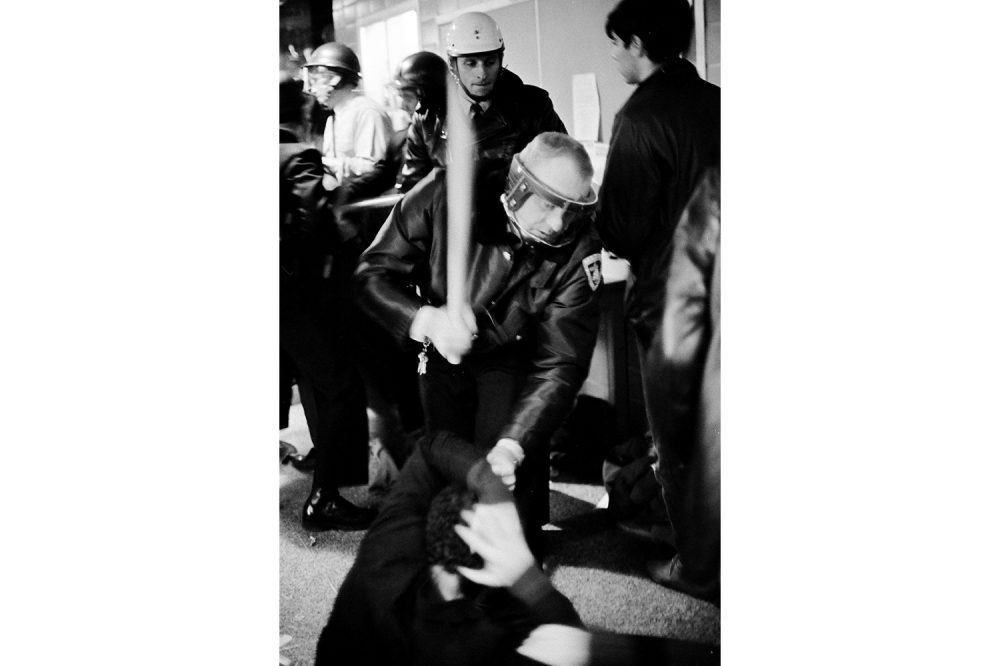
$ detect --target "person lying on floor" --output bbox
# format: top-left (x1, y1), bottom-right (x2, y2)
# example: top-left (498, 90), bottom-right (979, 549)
top-left (314, 430), bottom-right (719, 665)
top-left (315, 429), bottom-right (581, 665)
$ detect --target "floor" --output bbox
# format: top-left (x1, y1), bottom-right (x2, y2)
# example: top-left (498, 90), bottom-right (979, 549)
top-left (279, 404), bottom-right (721, 666)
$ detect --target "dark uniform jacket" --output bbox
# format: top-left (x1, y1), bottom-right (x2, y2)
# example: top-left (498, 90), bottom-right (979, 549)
top-left (595, 58), bottom-right (720, 347)
top-left (316, 431), bottom-right (582, 666)
top-left (396, 68), bottom-right (567, 192)
top-left (353, 168), bottom-right (602, 453)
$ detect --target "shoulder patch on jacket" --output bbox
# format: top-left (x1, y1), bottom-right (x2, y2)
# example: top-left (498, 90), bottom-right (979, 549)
top-left (582, 253), bottom-right (602, 291)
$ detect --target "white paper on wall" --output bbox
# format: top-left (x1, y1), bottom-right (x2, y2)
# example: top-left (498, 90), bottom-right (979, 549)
top-left (581, 141), bottom-right (609, 187)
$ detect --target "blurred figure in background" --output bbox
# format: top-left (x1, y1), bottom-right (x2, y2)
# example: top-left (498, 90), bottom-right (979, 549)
top-left (278, 46), bottom-right (328, 151)
top-left (396, 11), bottom-right (566, 193)
top-left (387, 51), bottom-right (449, 175)
top-left (641, 169), bottom-right (720, 604)
top-left (303, 42), bottom-right (392, 191)
top-left (337, 50), bottom-right (449, 203)
top-left (280, 80), bottom-right (376, 532)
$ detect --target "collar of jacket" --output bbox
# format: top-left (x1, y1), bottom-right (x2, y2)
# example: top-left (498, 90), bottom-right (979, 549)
top-left (639, 57), bottom-right (701, 88)
top-left (486, 69), bottom-right (526, 119)
top-left (638, 57), bottom-right (699, 91)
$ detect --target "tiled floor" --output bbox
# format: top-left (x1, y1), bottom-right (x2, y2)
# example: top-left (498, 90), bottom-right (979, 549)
top-left (279, 404), bottom-right (720, 666)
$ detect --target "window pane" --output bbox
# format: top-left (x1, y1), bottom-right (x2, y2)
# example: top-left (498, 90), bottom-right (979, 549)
top-left (359, 21), bottom-right (388, 103)
top-left (359, 10), bottom-right (419, 109)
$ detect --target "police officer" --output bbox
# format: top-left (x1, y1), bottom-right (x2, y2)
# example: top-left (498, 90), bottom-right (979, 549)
top-left (396, 11), bottom-right (567, 192)
top-left (394, 51), bottom-right (448, 120)
top-left (354, 132), bottom-right (603, 559)
top-left (304, 42), bottom-right (392, 191)
top-left (337, 50), bottom-right (449, 203)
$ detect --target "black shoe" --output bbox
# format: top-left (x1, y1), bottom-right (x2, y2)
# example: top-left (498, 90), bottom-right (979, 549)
top-left (302, 487), bottom-right (377, 531)
top-left (290, 449), bottom-right (317, 472)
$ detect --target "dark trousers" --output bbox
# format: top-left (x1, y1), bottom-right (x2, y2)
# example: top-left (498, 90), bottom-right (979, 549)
top-left (629, 267), bottom-right (720, 603)
top-left (280, 276), bottom-right (369, 489)
top-left (639, 345), bottom-right (720, 603)
top-left (418, 349), bottom-right (550, 533)
top-left (279, 349), bottom-right (295, 430)
top-left (352, 311), bottom-right (423, 469)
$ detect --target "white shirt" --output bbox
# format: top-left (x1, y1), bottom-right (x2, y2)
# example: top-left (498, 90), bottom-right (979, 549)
top-left (322, 91), bottom-right (392, 185)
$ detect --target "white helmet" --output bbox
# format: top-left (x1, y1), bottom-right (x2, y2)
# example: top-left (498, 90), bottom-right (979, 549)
top-left (445, 12), bottom-right (504, 57)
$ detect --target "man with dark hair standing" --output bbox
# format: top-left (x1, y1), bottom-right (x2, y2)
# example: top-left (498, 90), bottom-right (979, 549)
top-left (595, 0), bottom-right (721, 602)
top-left (396, 11), bottom-right (567, 193)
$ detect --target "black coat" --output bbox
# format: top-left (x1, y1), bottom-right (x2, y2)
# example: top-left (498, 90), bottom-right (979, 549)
top-left (353, 168), bottom-right (602, 453)
top-left (280, 128), bottom-right (334, 279)
top-left (397, 69), bottom-right (567, 192)
top-left (595, 58), bottom-right (720, 345)
top-left (316, 432), bottom-right (582, 666)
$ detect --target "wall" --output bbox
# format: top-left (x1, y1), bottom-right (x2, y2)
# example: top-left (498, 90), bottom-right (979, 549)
top-left (705, 0), bottom-right (720, 85)
top-left (536, 0), bottom-right (633, 142)
top-left (328, 0), bottom-right (719, 142)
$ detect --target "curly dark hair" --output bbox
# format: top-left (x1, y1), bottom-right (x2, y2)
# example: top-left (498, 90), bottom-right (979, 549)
top-left (425, 485), bottom-right (484, 573)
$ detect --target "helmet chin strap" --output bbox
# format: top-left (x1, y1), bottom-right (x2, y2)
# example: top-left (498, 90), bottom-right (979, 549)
top-left (461, 82), bottom-right (491, 102)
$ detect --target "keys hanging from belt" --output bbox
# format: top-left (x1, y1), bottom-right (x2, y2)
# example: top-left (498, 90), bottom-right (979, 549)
top-left (417, 339), bottom-right (430, 375)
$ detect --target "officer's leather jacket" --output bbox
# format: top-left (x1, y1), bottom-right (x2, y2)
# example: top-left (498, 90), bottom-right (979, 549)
top-left (396, 68), bottom-right (566, 192)
top-left (354, 168), bottom-right (602, 451)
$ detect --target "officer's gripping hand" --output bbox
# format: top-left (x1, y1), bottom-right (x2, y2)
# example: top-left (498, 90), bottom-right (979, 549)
top-left (454, 501), bottom-right (535, 588)
top-left (487, 438), bottom-right (524, 490)
top-left (424, 304), bottom-right (477, 364)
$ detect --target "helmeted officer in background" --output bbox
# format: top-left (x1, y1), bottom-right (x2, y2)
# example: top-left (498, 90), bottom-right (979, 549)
top-left (304, 42), bottom-right (392, 191)
top-left (336, 50), bottom-right (449, 203)
top-left (354, 132), bottom-right (603, 559)
top-left (396, 11), bottom-right (567, 193)
top-left (394, 50), bottom-right (449, 121)
top-left (279, 80), bottom-right (376, 532)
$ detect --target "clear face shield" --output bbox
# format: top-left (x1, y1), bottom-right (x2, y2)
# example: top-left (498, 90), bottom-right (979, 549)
top-left (500, 155), bottom-right (597, 248)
